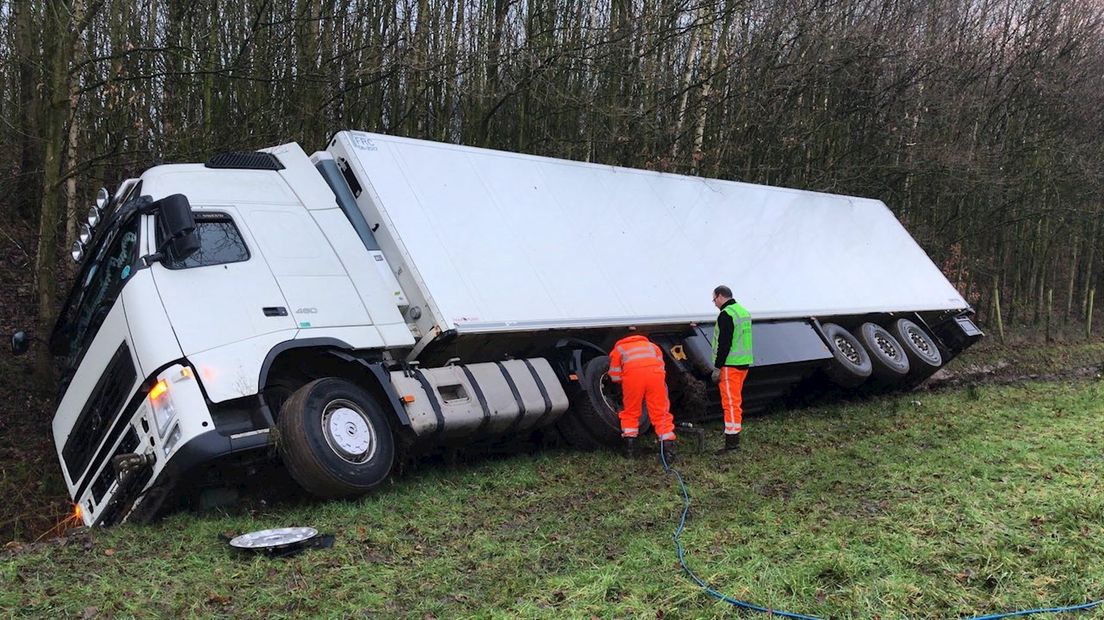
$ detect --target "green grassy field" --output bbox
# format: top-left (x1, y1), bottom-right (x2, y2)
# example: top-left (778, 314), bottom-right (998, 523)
top-left (3, 375), bottom-right (1103, 619)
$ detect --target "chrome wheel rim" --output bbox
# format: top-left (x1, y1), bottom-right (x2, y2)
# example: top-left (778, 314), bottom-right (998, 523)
top-left (874, 332), bottom-right (899, 359)
top-left (321, 399), bottom-right (376, 464)
top-left (906, 326), bottom-right (937, 360)
top-left (834, 335), bottom-right (861, 364)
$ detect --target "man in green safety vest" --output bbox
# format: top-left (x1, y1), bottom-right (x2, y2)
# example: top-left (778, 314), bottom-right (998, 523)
top-left (711, 285), bottom-right (753, 453)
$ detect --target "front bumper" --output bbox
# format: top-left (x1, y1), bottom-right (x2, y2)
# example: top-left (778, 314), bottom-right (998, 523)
top-left (71, 362), bottom-right (270, 526)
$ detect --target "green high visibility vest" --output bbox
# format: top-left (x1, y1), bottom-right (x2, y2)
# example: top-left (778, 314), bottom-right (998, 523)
top-left (712, 302), bottom-right (754, 366)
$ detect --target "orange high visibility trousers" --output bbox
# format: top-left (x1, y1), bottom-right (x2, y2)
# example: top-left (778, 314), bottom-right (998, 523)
top-left (719, 367), bottom-right (748, 435)
top-left (619, 367), bottom-right (676, 441)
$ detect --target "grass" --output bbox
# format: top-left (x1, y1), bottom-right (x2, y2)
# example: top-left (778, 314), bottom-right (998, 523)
top-left (3, 376), bottom-right (1104, 619)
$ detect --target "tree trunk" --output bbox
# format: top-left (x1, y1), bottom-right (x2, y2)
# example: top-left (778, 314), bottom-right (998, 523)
top-left (1045, 288), bottom-right (1053, 343)
top-left (34, 0), bottom-right (76, 383)
top-left (992, 274), bottom-right (1005, 344)
top-left (1066, 240), bottom-right (1078, 323)
top-left (670, 6), bottom-right (703, 162)
top-left (1087, 289), bottom-right (1095, 340)
top-left (479, 0), bottom-right (511, 146)
top-left (203, 0), bottom-right (217, 139)
top-left (64, 0), bottom-right (87, 260)
top-left (440, 0), bottom-right (462, 142)
top-left (64, 90), bottom-right (81, 265)
top-left (407, 0), bottom-right (429, 136)
top-left (14, 0), bottom-right (41, 218)
top-left (692, 6), bottom-right (731, 175)
top-left (1083, 208), bottom-right (1099, 319)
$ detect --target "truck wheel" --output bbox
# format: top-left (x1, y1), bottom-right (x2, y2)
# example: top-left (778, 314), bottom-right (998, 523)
top-left (557, 356), bottom-right (649, 448)
top-left (580, 355), bottom-right (652, 445)
top-left (855, 322), bottom-right (910, 380)
top-left (263, 379), bottom-right (299, 418)
top-left (553, 396), bottom-right (605, 450)
top-left (821, 323), bottom-right (872, 388)
top-left (277, 378), bottom-right (394, 499)
top-left (890, 318), bottom-right (943, 372)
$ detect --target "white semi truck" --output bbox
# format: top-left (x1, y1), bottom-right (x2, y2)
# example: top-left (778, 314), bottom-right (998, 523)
top-left (15, 131), bottom-right (982, 526)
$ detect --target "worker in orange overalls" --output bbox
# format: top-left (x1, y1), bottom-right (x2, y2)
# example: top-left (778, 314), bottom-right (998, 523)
top-left (608, 328), bottom-right (677, 460)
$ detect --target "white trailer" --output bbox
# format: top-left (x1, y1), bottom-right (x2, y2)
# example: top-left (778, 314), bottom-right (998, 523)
top-left (17, 131), bottom-right (981, 526)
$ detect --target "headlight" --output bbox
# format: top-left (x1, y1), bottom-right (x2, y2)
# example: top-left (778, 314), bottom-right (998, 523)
top-left (78, 223), bottom-right (92, 245)
top-left (70, 240), bottom-right (85, 262)
top-left (95, 187), bottom-right (109, 209)
top-left (149, 379), bottom-right (177, 437)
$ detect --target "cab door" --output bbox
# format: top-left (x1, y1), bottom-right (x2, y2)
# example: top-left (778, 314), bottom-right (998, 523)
top-left (234, 203), bottom-right (373, 330)
top-left (149, 206), bottom-right (297, 357)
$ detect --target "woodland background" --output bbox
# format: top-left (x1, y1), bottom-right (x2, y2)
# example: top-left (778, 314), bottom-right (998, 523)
top-left (2, 0), bottom-right (1103, 380)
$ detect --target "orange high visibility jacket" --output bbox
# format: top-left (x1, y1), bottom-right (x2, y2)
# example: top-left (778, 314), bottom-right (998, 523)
top-left (608, 335), bottom-right (665, 383)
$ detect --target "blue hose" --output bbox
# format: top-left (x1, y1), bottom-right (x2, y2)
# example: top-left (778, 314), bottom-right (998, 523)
top-left (962, 601), bottom-right (1103, 620)
top-left (656, 442), bottom-right (1101, 620)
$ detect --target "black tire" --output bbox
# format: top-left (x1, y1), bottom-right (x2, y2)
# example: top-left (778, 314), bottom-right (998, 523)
top-left (821, 322), bottom-right (873, 388)
top-left (854, 322), bottom-right (910, 380)
top-left (557, 356), bottom-right (650, 448)
top-left (553, 399), bottom-right (605, 450)
top-left (263, 380), bottom-right (299, 418)
top-left (276, 378), bottom-right (395, 499)
top-left (890, 318), bottom-right (943, 372)
top-left (582, 355), bottom-right (653, 444)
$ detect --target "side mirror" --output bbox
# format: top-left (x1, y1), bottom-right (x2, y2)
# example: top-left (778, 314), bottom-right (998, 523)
top-left (11, 331), bottom-right (29, 355)
top-left (154, 194), bottom-right (199, 262)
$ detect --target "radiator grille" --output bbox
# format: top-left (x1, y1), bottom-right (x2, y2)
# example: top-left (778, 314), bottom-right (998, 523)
top-left (62, 343), bottom-right (137, 482)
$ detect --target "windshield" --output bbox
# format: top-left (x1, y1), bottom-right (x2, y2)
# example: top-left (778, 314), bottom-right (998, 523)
top-left (54, 213), bottom-right (142, 379)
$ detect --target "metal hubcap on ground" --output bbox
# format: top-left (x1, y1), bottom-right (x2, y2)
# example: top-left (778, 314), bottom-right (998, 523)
top-left (321, 399), bottom-right (376, 464)
top-left (834, 336), bottom-right (861, 364)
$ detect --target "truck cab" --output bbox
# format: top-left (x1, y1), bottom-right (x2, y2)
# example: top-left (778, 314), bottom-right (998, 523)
top-left (47, 146), bottom-right (427, 525)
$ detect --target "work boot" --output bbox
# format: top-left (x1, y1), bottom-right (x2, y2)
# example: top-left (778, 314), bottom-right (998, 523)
top-left (659, 440), bottom-right (677, 465)
top-left (622, 436), bottom-right (637, 459)
top-left (717, 433), bottom-right (740, 454)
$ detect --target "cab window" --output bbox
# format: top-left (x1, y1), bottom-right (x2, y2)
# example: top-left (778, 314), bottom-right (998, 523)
top-left (158, 211), bottom-right (249, 269)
